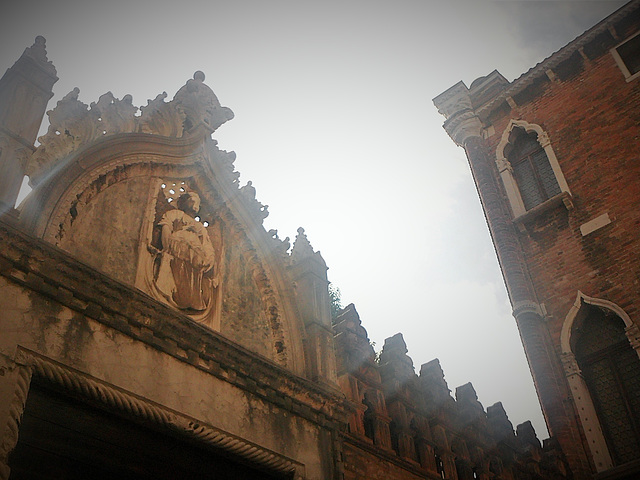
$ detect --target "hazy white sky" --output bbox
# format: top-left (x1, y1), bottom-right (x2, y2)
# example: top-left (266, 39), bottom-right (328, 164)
top-left (1, 0), bottom-right (627, 438)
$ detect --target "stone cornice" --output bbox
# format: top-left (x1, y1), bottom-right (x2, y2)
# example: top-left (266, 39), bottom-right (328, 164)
top-left (0, 219), bottom-right (349, 428)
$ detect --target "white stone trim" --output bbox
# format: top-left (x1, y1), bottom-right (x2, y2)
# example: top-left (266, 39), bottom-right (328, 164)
top-left (610, 31), bottom-right (640, 83)
top-left (496, 120), bottom-right (571, 218)
top-left (559, 291), bottom-right (640, 472)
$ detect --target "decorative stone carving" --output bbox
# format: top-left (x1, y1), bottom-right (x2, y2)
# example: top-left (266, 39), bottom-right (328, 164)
top-left (26, 88), bottom-right (95, 180)
top-left (25, 72), bottom-right (234, 185)
top-left (173, 71), bottom-right (234, 132)
top-left (626, 322), bottom-right (640, 350)
top-left (90, 91), bottom-right (137, 135)
top-left (240, 181), bottom-right (269, 221)
top-left (495, 156), bottom-right (512, 173)
top-left (150, 191), bottom-right (217, 312)
top-left (291, 227), bottom-right (315, 262)
top-left (138, 92), bottom-right (185, 137)
top-left (268, 229), bottom-right (291, 258)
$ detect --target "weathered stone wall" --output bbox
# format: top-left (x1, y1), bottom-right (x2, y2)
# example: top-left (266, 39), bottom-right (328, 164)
top-left (0, 224), bottom-right (344, 479)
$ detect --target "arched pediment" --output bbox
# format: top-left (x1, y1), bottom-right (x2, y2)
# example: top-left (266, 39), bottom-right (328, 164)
top-left (18, 95), bottom-right (306, 376)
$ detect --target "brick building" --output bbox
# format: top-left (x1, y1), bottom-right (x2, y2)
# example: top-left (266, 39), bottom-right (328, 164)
top-left (0, 32), bottom-right (568, 480)
top-left (434, 1), bottom-right (640, 479)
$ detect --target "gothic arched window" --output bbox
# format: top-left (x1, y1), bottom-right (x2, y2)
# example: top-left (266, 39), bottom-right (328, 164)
top-left (505, 128), bottom-right (561, 210)
top-left (574, 307), bottom-right (640, 466)
top-left (496, 120), bottom-right (571, 218)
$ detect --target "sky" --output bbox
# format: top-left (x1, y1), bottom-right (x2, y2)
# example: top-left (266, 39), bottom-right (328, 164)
top-left (1, 0), bottom-right (628, 439)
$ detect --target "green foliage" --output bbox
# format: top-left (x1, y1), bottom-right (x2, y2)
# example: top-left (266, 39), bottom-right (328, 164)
top-left (328, 283), bottom-right (343, 319)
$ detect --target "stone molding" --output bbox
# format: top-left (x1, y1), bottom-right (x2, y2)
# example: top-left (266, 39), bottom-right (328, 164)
top-left (8, 349), bottom-right (303, 479)
top-left (444, 110), bottom-right (484, 147)
top-left (558, 291), bottom-right (636, 472)
top-left (512, 300), bottom-right (544, 320)
top-left (0, 220), bottom-right (349, 430)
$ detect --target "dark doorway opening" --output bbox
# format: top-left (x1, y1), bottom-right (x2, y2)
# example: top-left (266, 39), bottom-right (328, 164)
top-left (9, 383), bottom-right (285, 480)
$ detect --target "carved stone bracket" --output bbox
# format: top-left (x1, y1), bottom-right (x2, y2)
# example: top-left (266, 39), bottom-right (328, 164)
top-left (12, 349), bottom-right (303, 478)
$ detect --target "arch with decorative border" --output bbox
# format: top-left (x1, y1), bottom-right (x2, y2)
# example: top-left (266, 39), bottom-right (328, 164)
top-left (559, 291), bottom-right (640, 472)
top-left (3, 348), bottom-right (305, 480)
top-left (495, 119), bottom-right (571, 218)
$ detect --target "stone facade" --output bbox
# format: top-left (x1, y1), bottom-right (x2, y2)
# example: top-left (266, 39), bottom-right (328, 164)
top-left (0, 37), bottom-right (566, 479)
top-left (435, 2), bottom-right (640, 479)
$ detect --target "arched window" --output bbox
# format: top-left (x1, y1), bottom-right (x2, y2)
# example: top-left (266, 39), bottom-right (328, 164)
top-left (496, 120), bottom-right (571, 218)
top-left (574, 306), bottom-right (640, 466)
top-left (505, 128), bottom-right (561, 210)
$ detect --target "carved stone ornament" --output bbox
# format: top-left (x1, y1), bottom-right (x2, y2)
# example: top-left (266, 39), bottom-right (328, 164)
top-left (143, 186), bottom-right (220, 325)
top-left (495, 156), bottom-right (512, 173)
top-left (25, 72), bottom-right (234, 185)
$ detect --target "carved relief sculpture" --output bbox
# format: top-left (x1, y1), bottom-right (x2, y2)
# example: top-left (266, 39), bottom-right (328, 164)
top-left (144, 187), bottom-right (219, 324)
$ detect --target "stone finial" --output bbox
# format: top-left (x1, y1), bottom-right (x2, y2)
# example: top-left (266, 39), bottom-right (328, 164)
top-left (173, 71), bottom-right (234, 133)
top-left (291, 227), bottom-right (315, 262)
top-left (22, 36), bottom-right (57, 76)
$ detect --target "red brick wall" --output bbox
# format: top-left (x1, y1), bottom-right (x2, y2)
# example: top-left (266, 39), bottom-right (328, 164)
top-left (486, 48), bottom-right (640, 349)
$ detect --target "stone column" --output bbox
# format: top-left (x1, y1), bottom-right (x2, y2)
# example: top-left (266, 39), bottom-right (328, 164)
top-left (434, 85), bottom-right (592, 479)
top-left (290, 228), bottom-right (338, 386)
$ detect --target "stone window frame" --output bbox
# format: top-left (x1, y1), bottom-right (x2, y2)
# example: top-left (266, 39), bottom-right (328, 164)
top-left (496, 120), bottom-right (572, 220)
top-left (559, 292), bottom-right (640, 473)
top-left (611, 30), bottom-right (640, 82)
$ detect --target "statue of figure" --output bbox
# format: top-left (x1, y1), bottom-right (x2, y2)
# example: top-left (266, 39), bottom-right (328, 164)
top-left (154, 192), bottom-right (216, 311)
